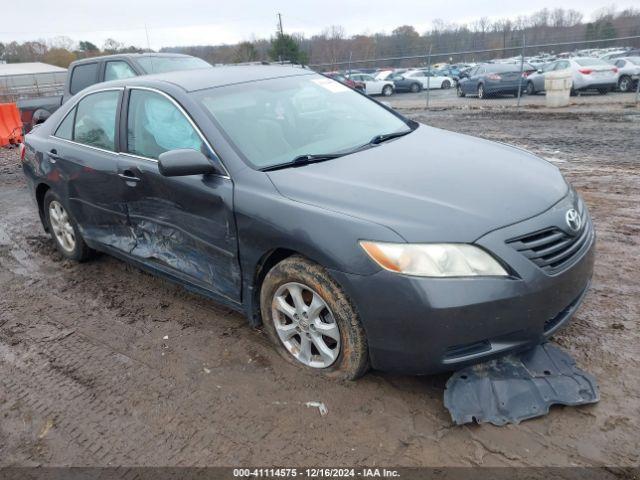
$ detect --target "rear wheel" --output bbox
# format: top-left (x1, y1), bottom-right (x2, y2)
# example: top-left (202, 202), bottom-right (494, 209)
top-left (441, 80), bottom-right (451, 89)
top-left (618, 75), bottom-right (632, 92)
top-left (381, 85), bottom-right (393, 96)
top-left (409, 82), bottom-right (421, 93)
top-left (43, 190), bottom-right (93, 262)
top-left (260, 255), bottom-right (369, 380)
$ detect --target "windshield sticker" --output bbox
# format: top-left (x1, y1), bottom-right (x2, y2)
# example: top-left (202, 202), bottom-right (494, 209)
top-left (312, 78), bottom-right (350, 93)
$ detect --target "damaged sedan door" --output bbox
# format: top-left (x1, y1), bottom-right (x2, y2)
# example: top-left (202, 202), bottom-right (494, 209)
top-left (117, 87), bottom-right (241, 303)
top-left (49, 88), bottom-right (137, 252)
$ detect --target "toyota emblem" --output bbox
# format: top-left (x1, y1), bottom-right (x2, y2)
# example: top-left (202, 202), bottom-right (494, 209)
top-left (565, 209), bottom-right (582, 232)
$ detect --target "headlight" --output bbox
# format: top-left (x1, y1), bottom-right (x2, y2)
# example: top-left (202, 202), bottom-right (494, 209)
top-left (359, 241), bottom-right (508, 277)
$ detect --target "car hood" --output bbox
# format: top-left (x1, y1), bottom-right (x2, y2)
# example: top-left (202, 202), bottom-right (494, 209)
top-left (266, 125), bottom-right (568, 242)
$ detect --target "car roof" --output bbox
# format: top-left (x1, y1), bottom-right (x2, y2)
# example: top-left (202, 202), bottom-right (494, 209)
top-left (93, 65), bottom-right (314, 93)
top-left (71, 52), bottom-right (194, 66)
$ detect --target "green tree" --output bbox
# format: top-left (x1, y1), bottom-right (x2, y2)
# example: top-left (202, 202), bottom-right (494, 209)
top-left (269, 33), bottom-right (307, 64)
top-left (0, 42), bottom-right (5, 61)
top-left (78, 41), bottom-right (99, 52)
top-left (235, 41), bottom-right (258, 62)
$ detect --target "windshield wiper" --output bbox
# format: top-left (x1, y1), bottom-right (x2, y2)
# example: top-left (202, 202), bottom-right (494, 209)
top-left (261, 153), bottom-right (344, 172)
top-left (368, 129), bottom-right (413, 145)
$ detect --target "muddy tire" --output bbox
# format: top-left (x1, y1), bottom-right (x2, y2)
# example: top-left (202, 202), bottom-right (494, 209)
top-left (441, 80), bottom-right (451, 89)
top-left (478, 84), bottom-right (486, 99)
top-left (43, 190), bottom-right (93, 262)
top-left (381, 85), bottom-right (393, 96)
top-left (456, 84), bottom-right (465, 97)
top-left (409, 82), bottom-right (421, 93)
top-left (260, 255), bottom-right (369, 380)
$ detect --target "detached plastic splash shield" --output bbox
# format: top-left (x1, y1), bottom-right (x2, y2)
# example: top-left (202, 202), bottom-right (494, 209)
top-left (444, 343), bottom-right (599, 426)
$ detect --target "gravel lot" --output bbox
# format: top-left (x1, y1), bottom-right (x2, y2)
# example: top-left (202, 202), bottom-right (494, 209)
top-left (0, 106), bottom-right (638, 469)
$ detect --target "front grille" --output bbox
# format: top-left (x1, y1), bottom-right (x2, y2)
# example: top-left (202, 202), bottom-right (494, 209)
top-left (507, 211), bottom-right (591, 274)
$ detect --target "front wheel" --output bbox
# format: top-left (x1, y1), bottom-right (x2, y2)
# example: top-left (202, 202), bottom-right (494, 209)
top-left (441, 80), bottom-right (451, 89)
top-left (409, 82), bottom-right (421, 93)
top-left (526, 81), bottom-right (535, 95)
top-left (381, 85), bottom-right (393, 96)
top-left (456, 84), bottom-right (466, 97)
top-left (478, 84), bottom-right (486, 99)
top-left (260, 255), bottom-right (369, 380)
top-left (43, 190), bottom-right (93, 262)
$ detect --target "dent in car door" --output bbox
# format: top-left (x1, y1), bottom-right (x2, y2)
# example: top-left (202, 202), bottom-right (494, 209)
top-left (50, 89), bottom-right (136, 252)
top-left (120, 88), bottom-right (241, 301)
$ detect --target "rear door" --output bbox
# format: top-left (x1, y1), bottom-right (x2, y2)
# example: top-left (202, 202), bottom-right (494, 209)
top-left (116, 87), bottom-right (241, 301)
top-left (48, 88), bottom-right (135, 252)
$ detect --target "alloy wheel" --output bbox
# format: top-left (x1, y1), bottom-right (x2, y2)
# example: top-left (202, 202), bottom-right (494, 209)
top-left (271, 282), bottom-right (341, 368)
top-left (48, 200), bottom-right (76, 253)
top-left (619, 77), bottom-right (630, 92)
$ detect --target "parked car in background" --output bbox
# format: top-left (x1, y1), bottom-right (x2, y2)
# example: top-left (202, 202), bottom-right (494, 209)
top-left (388, 72), bottom-right (424, 93)
top-left (324, 72), bottom-right (366, 92)
top-left (347, 73), bottom-right (395, 96)
top-left (610, 57), bottom-right (640, 92)
top-left (403, 69), bottom-right (453, 90)
top-left (457, 64), bottom-right (527, 99)
top-left (17, 53), bottom-right (211, 132)
top-left (21, 65), bottom-right (594, 379)
top-left (525, 62), bottom-right (557, 95)
top-left (564, 58), bottom-right (618, 94)
top-left (375, 69), bottom-right (406, 81)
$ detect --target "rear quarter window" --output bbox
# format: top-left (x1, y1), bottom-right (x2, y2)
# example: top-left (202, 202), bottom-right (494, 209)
top-left (70, 63), bottom-right (99, 95)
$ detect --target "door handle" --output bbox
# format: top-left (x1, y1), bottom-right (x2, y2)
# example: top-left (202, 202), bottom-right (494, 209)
top-left (48, 149), bottom-right (61, 163)
top-left (118, 171), bottom-right (141, 183)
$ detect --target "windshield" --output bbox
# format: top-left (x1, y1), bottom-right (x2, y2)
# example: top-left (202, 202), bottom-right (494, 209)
top-left (137, 56), bottom-right (211, 74)
top-left (196, 74), bottom-right (411, 169)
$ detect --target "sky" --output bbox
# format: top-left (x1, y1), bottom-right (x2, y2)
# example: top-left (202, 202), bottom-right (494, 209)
top-left (0, 0), bottom-right (636, 50)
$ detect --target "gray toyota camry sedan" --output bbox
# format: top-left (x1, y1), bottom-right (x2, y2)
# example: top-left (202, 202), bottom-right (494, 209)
top-left (20, 65), bottom-right (594, 379)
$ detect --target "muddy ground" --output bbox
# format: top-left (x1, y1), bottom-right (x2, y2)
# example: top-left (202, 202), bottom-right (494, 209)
top-left (0, 107), bottom-right (638, 469)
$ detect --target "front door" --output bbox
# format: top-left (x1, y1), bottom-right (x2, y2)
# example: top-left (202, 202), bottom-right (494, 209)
top-left (117, 87), bottom-right (241, 302)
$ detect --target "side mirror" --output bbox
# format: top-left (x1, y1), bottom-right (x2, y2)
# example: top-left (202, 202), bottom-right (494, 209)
top-left (158, 149), bottom-right (219, 177)
top-left (537, 69), bottom-right (543, 74)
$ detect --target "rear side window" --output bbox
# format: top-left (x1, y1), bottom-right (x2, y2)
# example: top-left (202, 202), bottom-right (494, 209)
top-left (54, 108), bottom-right (76, 140)
top-left (576, 58), bottom-right (608, 67)
top-left (105, 61), bottom-right (137, 81)
top-left (73, 90), bottom-right (120, 151)
top-left (69, 63), bottom-right (98, 95)
top-left (126, 89), bottom-right (203, 160)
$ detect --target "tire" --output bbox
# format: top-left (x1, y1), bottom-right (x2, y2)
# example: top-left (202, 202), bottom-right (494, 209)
top-left (570, 88), bottom-right (578, 97)
top-left (43, 190), bottom-right (93, 262)
top-left (382, 85), bottom-right (393, 96)
top-left (598, 88), bottom-right (609, 95)
top-left (260, 255), bottom-right (369, 380)
top-left (526, 81), bottom-right (535, 95)
top-left (441, 80), bottom-right (451, 89)
top-left (409, 82), bottom-right (421, 93)
top-left (478, 84), bottom-right (486, 99)
top-left (618, 76), bottom-right (632, 92)
top-left (456, 84), bottom-right (466, 97)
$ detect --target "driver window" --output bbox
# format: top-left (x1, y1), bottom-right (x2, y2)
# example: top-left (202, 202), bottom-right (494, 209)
top-left (126, 89), bottom-right (203, 160)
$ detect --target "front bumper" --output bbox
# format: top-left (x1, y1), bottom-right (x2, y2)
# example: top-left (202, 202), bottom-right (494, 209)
top-left (331, 195), bottom-right (595, 375)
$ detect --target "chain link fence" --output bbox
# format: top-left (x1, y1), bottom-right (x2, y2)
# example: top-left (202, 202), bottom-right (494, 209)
top-left (310, 36), bottom-right (640, 109)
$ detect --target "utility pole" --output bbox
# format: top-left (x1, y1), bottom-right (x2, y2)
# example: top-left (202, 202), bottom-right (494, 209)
top-left (426, 45), bottom-right (432, 109)
top-left (277, 12), bottom-right (284, 64)
top-left (277, 13), bottom-right (284, 37)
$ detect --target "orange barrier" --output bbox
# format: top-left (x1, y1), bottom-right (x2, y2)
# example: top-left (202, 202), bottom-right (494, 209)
top-left (0, 103), bottom-right (24, 147)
